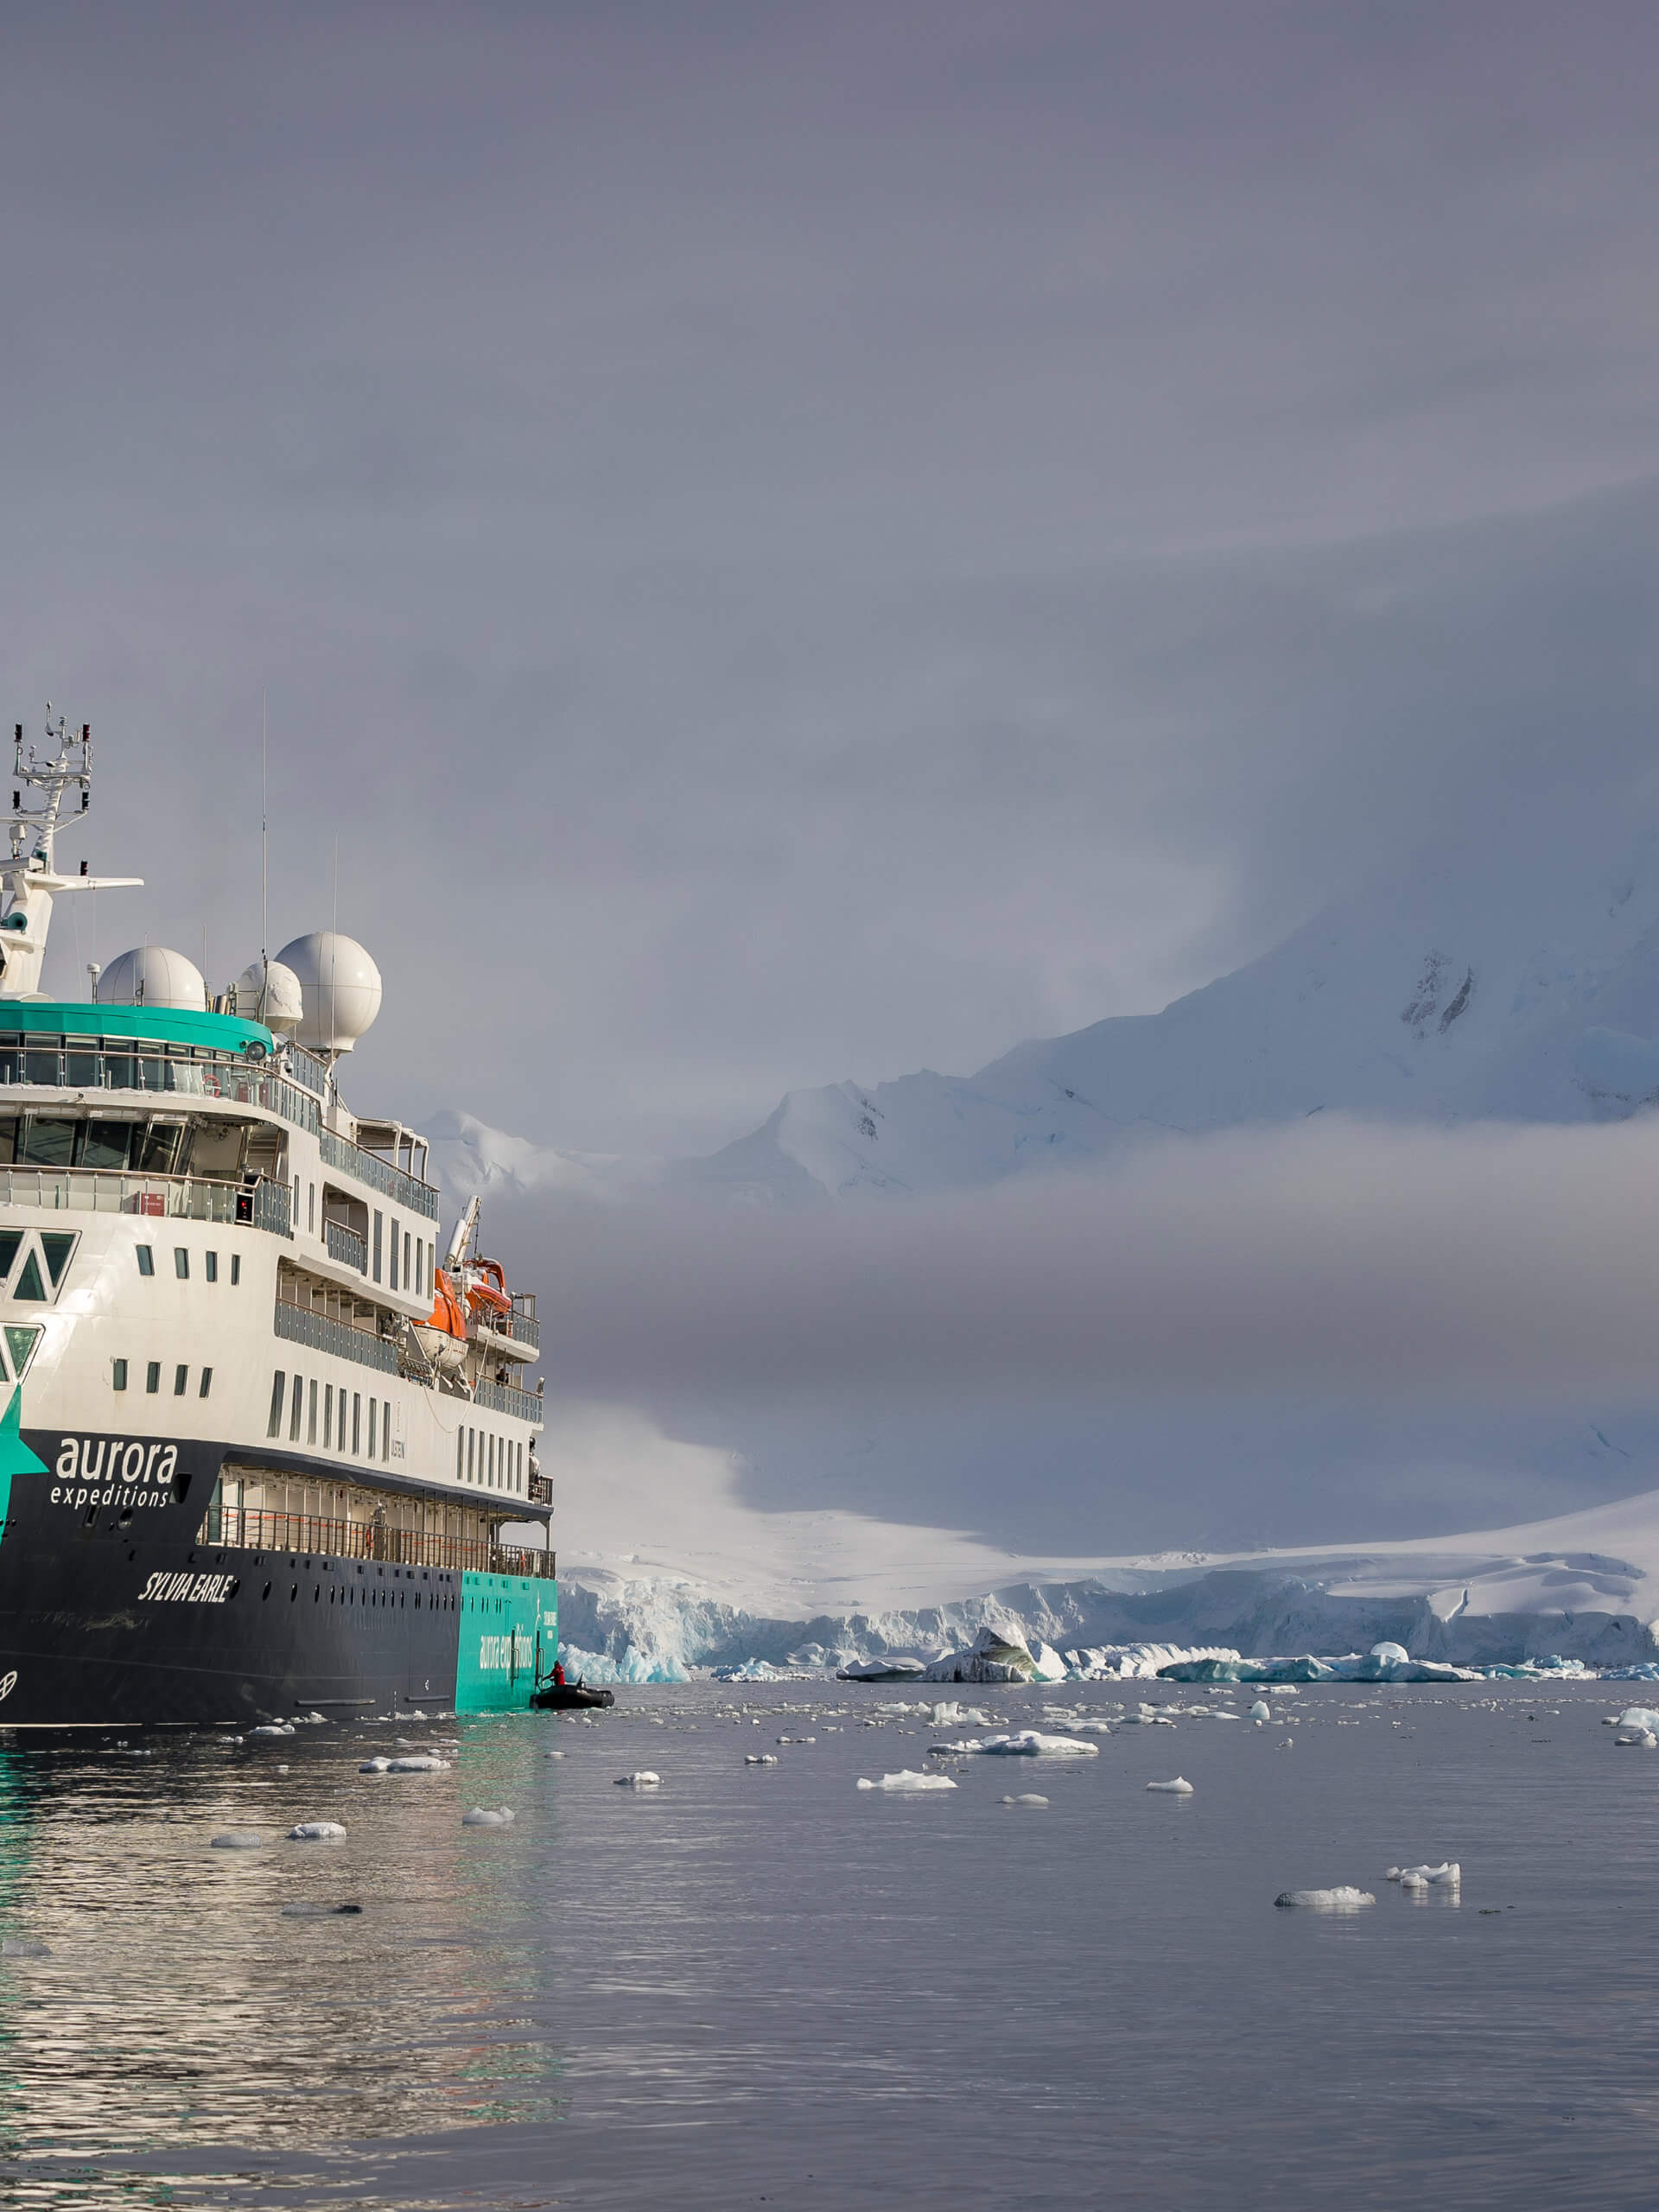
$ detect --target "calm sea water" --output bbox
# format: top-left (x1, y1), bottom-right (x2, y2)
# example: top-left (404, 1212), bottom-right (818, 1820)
top-left (0, 1680), bottom-right (1654, 2209)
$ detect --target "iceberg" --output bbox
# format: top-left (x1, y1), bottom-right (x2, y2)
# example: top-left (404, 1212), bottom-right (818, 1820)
top-left (1274, 1887), bottom-right (1375, 1910)
top-left (1146, 1777), bottom-right (1194, 1794)
top-left (856, 1770), bottom-right (957, 1791)
top-left (836, 1656), bottom-right (930, 1681)
top-left (930, 1730), bottom-right (1101, 1758)
top-left (922, 1626), bottom-right (1067, 1685)
top-left (1388, 1861), bottom-right (1460, 1890)
top-left (1617, 1707), bottom-right (1659, 1732)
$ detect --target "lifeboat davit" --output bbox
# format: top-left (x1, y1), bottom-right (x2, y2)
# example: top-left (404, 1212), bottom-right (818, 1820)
top-left (415, 1267), bottom-right (469, 1376)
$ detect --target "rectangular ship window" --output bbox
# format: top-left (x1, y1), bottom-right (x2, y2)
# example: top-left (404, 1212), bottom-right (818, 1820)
top-left (372, 1211), bottom-right (383, 1284)
top-left (467, 1428), bottom-right (474, 1482)
top-left (367, 1399), bottom-right (377, 1459)
top-left (403, 1232), bottom-right (410, 1292)
top-left (383, 1401), bottom-right (391, 1463)
top-left (174, 1249), bottom-right (188, 1280)
top-left (389, 1217), bottom-right (398, 1292)
top-left (173, 1363), bottom-right (188, 1395)
top-left (112, 1358), bottom-right (128, 1392)
top-left (289, 1375), bottom-right (303, 1442)
top-left (205, 1251), bottom-right (218, 1282)
top-left (199, 1368), bottom-right (213, 1399)
top-left (231, 1255), bottom-right (240, 1286)
top-left (267, 1371), bottom-right (285, 1437)
top-left (352, 1393), bottom-right (361, 1454)
top-left (308, 1379), bottom-right (317, 1444)
top-left (146, 1361), bottom-right (161, 1395)
top-left (136, 1246), bottom-right (155, 1277)
top-left (308, 1182), bottom-right (315, 1232)
top-left (324, 1382), bottom-right (333, 1450)
top-left (456, 1431), bottom-right (463, 1480)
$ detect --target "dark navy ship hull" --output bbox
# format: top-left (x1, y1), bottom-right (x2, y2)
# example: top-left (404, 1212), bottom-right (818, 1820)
top-left (0, 1430), bottom-right (552, 1727)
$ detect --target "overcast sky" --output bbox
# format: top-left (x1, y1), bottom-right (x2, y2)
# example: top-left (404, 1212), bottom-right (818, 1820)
top-left (6, 2), bottom-right (1659, 1153)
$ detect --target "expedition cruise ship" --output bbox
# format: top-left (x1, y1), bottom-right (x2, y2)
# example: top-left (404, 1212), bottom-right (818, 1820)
top-left (0, 710), bottom-right (554, 1725)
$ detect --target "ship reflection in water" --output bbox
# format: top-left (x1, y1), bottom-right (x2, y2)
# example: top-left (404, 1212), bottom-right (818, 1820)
top-left (0, 1718), bottom-right (565, 2181)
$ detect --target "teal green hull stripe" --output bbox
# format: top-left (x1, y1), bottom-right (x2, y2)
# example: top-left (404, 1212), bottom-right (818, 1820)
top-left (454, 1571), bottom-right (556, 1713)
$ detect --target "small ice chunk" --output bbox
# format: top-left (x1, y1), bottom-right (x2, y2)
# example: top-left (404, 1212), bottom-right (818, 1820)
top-left (1615, 1729), bottom-right (1658, 1749)
top-left (2, 1935), bottom-right (51, 1957)
top-left (287, 1821), bottom-right (346, 1841)
top-left (210, 1830), bottom-right (266, 1850)
top-left (614, 1772), bottom-right (661, 1788)
top-left (856, 1770), bottom-right (957, 1791)
top-left (1274, 1887), bottom-right (1376, 1910)
top-left (385, 1755), bottom-right (449, 1773)
top-left (359, 1758), bottom-right (391, 1773)
top-left (1146, 1777), bottom-right (1194, 1794)
top-left (544, 1750), bottom-right (566, 1759)
top-left (461, 1806), bottom-right (517, 1826)
top-left (1618, 1707), bottom-right (1659, 1732)
top-left (1387, 1861), bottom-right (1461, 1887)
top-left (744, 1753), bottom-right (779, 1765)
top-left (1249, 1701), bottom-right (1270, 1722)
top-left (1001, 1793), bottom-right (1049, 1807)
top-left (249, 1723), bottom-right (296, 1738)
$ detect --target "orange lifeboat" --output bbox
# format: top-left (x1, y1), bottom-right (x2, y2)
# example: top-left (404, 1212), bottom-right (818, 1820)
top-left (414, 1267), bottom-right (469, 1376)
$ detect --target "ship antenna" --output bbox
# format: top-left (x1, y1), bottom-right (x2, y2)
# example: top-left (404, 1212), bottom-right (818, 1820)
top-left (260, 688), bottom-right (269, 1006)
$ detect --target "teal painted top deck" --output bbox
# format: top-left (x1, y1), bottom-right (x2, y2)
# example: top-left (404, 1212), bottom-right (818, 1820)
top-left (0, 1002), bottom-right (275, 1055)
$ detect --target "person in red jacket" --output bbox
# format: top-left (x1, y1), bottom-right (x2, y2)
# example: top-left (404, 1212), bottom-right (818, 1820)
top-left (551, 1661), bottom-right (566, 1688)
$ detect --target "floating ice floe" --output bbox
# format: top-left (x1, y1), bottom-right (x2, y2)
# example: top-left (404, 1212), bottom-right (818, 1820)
top-left (210, 1830), bottom-right (266, 1850)
top-left (857, 1770), bottom-right (957, 1791)
top-left (461, 1806), bottom-right (516, 1826)
top-left (1274, 1886), bottom-right (1375, 1910)
top-left (544, 1749), bottom-right (566, 1760)
top-left (1387, 1862), bottom-right (1461, 1890)
top-left (1146, 1777), bottom-right (1194, 1794)
top-left (1001, 1793), bottom-right (1049, 1807)
top-left (1, 1935), bottom-right (50, 1957)
top-left (281, 1902), bottom-right (363, 1917)
top-left (1615, 1729), bottom-right (1658, 1749)
top-left (614, 1772), bottom-right (661, 1788)
top-left (287, 1821), bottom-right (346, 1842)
top-left (931, 1731), bottom-right (1100, 1759)
top-left (359, 1758), bottom-right (391, 1773)
top-left (1617, 1707), bottom-right (1659, 1733)
top-left (744, 1753), bottom-right (779, 1765)
top-left (249, 1723), bottom-right (296, 1739)
top-left (1249, 1701), bottom-right (1270, 1723)
top-left (385, 1755), bottom-right (449, 1773)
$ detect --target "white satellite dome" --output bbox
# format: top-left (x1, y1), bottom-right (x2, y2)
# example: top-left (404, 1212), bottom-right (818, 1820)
top-left (276, 931), bottom-right (382, 1057)
top-left (98, 945), bottom-right (208, 1012)
top-left (232, 957), bottom-right (304, 1034)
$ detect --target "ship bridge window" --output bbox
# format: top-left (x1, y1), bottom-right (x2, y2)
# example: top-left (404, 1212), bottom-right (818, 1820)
top-left (11, 1250), bottom-right (47, 1301)
top-left (82, 1121), bottom-right (132, 1172)
top-left (0, 1118), bottom-right (16, 1166)
top-left (134, 1122), bottom-right (185, 1177)
top-left (0, 1231), bottom-right (21, 1280)
top-left (21, 1119), bottom-right (77, 1168)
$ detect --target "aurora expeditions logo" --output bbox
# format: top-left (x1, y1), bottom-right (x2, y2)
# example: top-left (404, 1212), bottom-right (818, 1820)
top-left (51, 1435), bottom-right (181, 1513)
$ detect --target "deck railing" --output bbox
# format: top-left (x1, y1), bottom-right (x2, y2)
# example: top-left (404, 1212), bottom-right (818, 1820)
top-left (474, 1376), bottom-right (543, 1425)
top-left (324, 1218), bottom-right (367, 1273)
top-left (273, 1296), bottom-right (402, 1376)
top-left (320, 1128), bottom-right (439, 1220)
top-left (481, 1306), bottom-right (540, 1351)
top-left (0, 1040), bottom-right (321, 1136)
top-left (0, 1164), bottom-right (290, 1234)
top-left (196, 1502), bottom-right (556, 1579)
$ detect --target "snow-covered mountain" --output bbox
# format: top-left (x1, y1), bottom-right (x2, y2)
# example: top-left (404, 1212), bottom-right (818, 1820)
top-left (440, 802), bottom-right (1659, 1213)
top-left (674, 808), bottom-right (1659, 1205)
